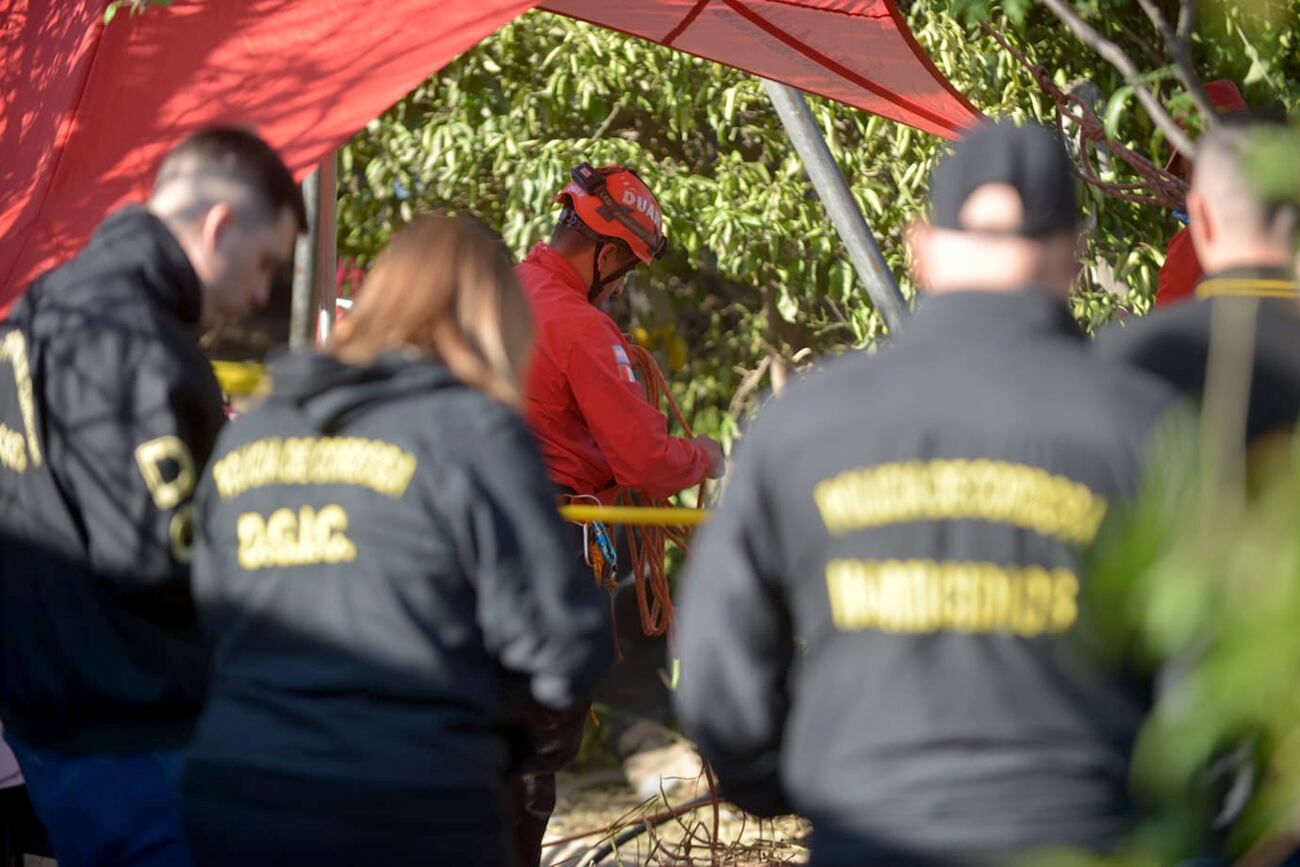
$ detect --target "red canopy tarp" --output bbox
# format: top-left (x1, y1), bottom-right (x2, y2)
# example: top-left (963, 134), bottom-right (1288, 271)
top-left (0, 0), bottom-right (980, 313)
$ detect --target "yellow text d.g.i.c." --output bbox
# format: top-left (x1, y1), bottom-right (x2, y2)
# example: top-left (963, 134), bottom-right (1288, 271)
top-left (237, 504), bottom-right (357, 571)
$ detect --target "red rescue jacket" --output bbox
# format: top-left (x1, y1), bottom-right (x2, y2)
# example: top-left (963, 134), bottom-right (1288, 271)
top-left (518, 243), bottom-right (710, 501)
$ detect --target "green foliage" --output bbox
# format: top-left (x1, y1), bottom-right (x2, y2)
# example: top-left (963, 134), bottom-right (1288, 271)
top-left (103, 0), bottom-right (173, 25)
top-left (1077, 422), bottom-right (1300, 864)
top-left (341, 10), bottom-right (917, 444)
top-left (337, 3), bottom-right (1296, 449)
top-left (1201, 0), bottom-right (1300, 104)
top-left (1242, 122), bottom-right (1300, 246)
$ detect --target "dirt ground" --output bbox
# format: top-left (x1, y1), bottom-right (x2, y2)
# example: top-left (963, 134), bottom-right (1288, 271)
top-left (542, 770), bottom-right (811, 867)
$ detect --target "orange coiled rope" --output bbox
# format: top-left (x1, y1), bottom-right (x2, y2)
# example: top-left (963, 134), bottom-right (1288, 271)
top-left (618, 342), bottom-right (708, 638)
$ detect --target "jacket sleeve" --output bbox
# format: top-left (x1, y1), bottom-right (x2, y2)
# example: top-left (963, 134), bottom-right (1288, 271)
top-left (566, 323), bottom-right (710, 499)
top-left (459, 410), bottom-right (611, 710)
top-left (188, 459), bottom-right (224, 619)
top-left (674, 420), bottom-right (794, 817)
top-left (45, 334), bottom-right (219, 590)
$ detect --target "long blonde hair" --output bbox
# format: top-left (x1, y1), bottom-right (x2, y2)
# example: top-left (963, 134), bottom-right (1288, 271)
top-left (329, 214), bottom-right (533, 407)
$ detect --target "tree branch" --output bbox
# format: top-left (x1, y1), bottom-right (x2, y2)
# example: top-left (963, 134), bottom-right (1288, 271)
top-left (1134, 0), bottom-right (1219, 127)
top-left (1112, 16), bottom-right (1171, 68)
top-left (591, 100), bottom-right (624, 140)
top-left (1176, 0), bottom-right (1196, 42)
top-left (1037, 0), bottom-right (1196, 156)
top-left (1133, 0), bottom-right (1175, 45)
top-left (728, 356), bottom-right (771, 419)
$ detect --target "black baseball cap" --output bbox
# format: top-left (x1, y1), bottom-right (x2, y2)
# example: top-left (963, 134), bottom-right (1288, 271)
top-left (929, 120), bottom-right (1080, 238)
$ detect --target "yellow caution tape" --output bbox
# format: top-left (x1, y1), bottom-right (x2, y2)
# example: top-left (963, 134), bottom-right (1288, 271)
top-left (211, 360), bottom-right (267, 397)
top-left (1197, 278), bottom-right (1299, 300)
top-left (559, 504), bottom-right (711, 527)
top-left (204, 371), bottom-right (710, 533)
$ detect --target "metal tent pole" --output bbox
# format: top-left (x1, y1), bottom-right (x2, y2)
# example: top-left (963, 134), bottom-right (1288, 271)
top-left (289, 153), bottom-right (338, 350)
top-left (762, 79), bottom-right (908, 333)
top-left (289, 169), bottom-right (319, 350)
top-left (315, 152), bottom-right (338, 346)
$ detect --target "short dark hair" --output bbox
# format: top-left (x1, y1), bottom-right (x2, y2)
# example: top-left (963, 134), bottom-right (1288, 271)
top-left (153, 127), bottom-right (307, 231)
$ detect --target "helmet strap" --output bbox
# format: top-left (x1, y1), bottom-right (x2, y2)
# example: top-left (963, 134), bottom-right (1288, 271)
top-left (587, 241), bottom-right (640, 305)
top-left (588, 242), bottom-right (605, 303)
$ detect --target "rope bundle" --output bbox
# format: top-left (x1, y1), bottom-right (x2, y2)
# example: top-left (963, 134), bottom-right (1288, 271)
top-left (617, 341), bottom-right (708, 638)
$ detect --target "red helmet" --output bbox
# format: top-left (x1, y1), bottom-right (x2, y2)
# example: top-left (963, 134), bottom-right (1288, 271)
top-left (554, 163), bottom-right (667, 264)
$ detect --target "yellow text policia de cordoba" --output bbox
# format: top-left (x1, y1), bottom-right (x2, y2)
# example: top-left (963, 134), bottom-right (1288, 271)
top-left (814, 458), bottom-right (1107, 546)
top-left (814, 459), bottom-right (1106, 637)
top-left (211, 435), bottom-right (418, 571)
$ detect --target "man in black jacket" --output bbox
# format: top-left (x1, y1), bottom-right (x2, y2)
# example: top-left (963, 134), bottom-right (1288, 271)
top-left (1094, 122), bottom-right (1300, 445)
top-left (674, 121), bottom-right (1176, 866)
top-left (0, 127), bottom-right (303, 867)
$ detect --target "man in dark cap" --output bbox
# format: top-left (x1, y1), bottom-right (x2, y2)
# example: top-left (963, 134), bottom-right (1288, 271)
top-left (1095, 122), bottom-right (1300, 447)
top-left (674, 121), bottom-right (1176, 866)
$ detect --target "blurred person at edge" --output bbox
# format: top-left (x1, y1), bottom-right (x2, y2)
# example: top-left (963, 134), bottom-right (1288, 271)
top-left (1155, 79), bottom-right (1249, 309)
top-left (1096, 120), bottom-right (1300, 447)
top-left (180, 214), bottom-right (610, 867)
top-left (674, 120), bottom-right (1178, 867)
top-left (0, 127), bottom-right (303, 867)
top-left (0, 723), bottom-right (52, 864)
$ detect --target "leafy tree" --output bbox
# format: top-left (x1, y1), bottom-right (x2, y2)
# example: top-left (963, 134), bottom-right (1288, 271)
top-left (336, 2), bottom-right (1298, 449)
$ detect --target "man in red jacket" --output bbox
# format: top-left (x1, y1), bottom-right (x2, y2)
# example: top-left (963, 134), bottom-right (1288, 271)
top-left (519, 163), bottom-right (724, 501)
top-left (509, 164), bottom-right (725, 865)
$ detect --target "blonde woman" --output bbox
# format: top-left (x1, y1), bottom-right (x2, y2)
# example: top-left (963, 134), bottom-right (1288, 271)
top-left (181, 214), bottom-right (610, 866)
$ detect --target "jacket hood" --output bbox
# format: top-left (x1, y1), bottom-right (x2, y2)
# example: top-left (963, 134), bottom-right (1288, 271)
top-left (268, 350), bottom-right (463, 433)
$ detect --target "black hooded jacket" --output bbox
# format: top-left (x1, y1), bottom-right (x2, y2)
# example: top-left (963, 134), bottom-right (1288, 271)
top-left (0, 206), bottom-right (222, 753)
top-left (184, 351), bottom-right (610, 809)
